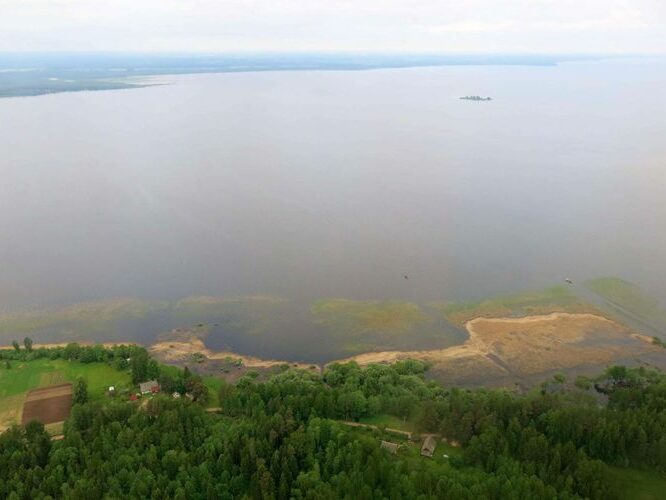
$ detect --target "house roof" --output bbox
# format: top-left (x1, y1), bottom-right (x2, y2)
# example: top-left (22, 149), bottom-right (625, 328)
top-left (139, 380), bottom-right (159, 393)
top-left (421, 436), bottom-right (437, 457)
top-left (381, 441), bottom-right (400, 454)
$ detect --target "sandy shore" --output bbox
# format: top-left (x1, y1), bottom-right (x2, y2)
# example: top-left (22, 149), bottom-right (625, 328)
top-left (150, 338), bottom-right (313, 370)
top-left (327, 312), bottom-right (661, 384)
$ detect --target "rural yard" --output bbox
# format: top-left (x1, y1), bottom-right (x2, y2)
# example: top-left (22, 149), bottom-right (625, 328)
top-left (0, 359), bottom-right (131, 433)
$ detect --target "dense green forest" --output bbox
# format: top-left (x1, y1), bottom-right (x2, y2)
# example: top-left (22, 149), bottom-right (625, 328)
top-left (1, 344), bottom-right (665, 499)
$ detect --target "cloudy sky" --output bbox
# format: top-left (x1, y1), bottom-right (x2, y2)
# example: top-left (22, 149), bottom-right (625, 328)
top-left (0, 0), bottom-right (664, 53)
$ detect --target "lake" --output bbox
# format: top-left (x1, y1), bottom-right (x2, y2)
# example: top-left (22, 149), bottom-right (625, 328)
top-left (1, 57), bottom-right (665, 360)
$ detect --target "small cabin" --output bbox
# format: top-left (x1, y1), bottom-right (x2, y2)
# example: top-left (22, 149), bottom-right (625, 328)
top-left (139, 380), bottom-right (160, 395)
top-left (421, 436), bottom-right (437, 458)
top-left (381, 441), bottom-right (400, 455)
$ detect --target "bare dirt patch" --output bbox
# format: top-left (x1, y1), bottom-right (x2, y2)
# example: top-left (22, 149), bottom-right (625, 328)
top-left (21, 383), bottom-right (73, 426)
top-left (464, 313), bottom-right (654, 375)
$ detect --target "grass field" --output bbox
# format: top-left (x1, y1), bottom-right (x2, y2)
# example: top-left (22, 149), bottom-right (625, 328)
top-left (202, 376), bottom-right (226, 408)
top-left (434, 286), bottom-right (597, 326)
top-left (609, 466), bottom-right (666, 500)
top-left (0, 359), bottom-right (131, 431)
top-left (358, 414), bottom-right (415, 432)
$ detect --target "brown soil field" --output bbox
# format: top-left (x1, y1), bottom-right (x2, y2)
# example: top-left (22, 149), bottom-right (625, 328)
top-left (332, 313), bottom-right (663, 386)
top-left (21, 383), bottom-right (73, 426)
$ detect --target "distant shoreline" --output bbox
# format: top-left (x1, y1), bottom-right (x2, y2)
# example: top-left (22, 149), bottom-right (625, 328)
top-left (0, 53), bottom-right (606, 98)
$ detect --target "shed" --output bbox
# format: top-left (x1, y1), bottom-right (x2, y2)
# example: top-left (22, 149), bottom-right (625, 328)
top-left (421, 436), bottom-right (437, 458)
top-left (139, 380), bottom-right (160, 395)
top-left (381, 441), bottom-right (400, 455)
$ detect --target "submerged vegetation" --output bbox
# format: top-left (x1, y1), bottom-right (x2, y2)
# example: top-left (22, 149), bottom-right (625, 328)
top-left (435, 285), bottom-right (597, 326)
top-left (311, 299), bottom-right (450, 353)
top-left (586, 277), bottom-right (666, 332)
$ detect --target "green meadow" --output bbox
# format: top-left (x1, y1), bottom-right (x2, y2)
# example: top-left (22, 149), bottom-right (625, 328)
top-left (609, 466), bottom-right (666, 500)
top-left (0, 358), bottom-right (131, 430)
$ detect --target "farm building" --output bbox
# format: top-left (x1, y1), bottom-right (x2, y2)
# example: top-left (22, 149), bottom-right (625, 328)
top-left (380, 441), bottom-right (400, 455)
top-left (421, 436), bottom-right (437, 457)
top-left (139, 380), bottom-right (160, 394)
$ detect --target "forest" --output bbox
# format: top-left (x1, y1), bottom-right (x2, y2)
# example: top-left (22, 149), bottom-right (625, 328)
top-left (1, 343), bottom-right (665, 499)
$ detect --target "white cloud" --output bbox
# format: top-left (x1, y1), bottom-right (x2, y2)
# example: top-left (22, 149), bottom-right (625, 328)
top-left (0, 0), bottom-right (663, 53)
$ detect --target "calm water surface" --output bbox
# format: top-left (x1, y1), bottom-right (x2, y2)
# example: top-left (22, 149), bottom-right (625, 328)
top-left (1, 58), bottom-right (665, 356)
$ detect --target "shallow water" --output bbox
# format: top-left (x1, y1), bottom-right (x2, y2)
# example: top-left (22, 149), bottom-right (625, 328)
top-left (1, 58), bottom-right (665, 358)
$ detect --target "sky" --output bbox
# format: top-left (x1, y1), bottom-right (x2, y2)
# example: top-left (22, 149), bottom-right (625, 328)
top-left (0, 0), bottom-right (664, 54)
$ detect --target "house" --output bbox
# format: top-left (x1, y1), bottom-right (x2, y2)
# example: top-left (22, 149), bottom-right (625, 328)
top-left (108, 386), bottom-right (116, 396)
top-left (421, 435), bottom-right (437, 458)
top-left (139, 380), bottom-right (160, 395)
top-left (380, 441), bottom-right (400, 455)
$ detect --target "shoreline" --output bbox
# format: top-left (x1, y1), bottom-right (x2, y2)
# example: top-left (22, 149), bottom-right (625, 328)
top-left (326, 313), bottom-right (660, 384)
top-left (0, 341), bottom-right (137, 350)
top-left (1, 313), bottom-right (659, 382)
top-left (149, 338), bottom-right (314, 370)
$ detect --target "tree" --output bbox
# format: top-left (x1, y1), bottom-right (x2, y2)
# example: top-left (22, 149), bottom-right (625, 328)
top-left (74, 378), bottom-right (88, 405)
top-left (185, 376), bottom-right (209, 405)
top-left (23, 337), bottom-right (33, 352)
top-left (130, 349), bottom-right (149, 384)
top-left (11, 340), bottom-right (20, 352)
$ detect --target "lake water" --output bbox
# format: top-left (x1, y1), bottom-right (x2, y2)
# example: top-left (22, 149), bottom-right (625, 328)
top-left (1, 57), bottom-right (666, 357)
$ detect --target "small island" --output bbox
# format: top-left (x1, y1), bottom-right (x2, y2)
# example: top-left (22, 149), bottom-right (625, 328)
top-left (460, 95), bottom-right (492, 101)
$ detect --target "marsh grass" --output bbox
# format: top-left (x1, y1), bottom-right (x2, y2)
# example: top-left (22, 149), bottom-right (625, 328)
top-left (434, 286), bottom-right (596, 326)
top-left (586, 277), bottom-right (666, 329)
